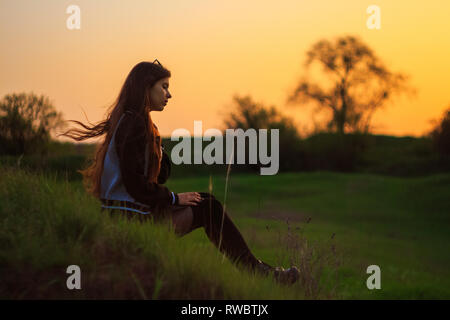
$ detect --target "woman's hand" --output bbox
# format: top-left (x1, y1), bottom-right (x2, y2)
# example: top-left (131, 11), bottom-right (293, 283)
top-left (178, 192), bottom-right (203, 206)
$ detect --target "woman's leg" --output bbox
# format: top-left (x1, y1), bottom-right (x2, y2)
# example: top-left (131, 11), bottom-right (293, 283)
top-left (105, 199), bottom-right (299, 283)
top-left (176, 192), bottom-right (263, 271)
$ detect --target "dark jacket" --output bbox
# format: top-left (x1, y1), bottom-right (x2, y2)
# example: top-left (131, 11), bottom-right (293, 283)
top-left (114, 111), bottom-right (178, 211)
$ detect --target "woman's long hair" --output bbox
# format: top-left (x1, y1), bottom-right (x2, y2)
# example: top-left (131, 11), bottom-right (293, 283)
top-left (58, 61), bottom-right (171, 199)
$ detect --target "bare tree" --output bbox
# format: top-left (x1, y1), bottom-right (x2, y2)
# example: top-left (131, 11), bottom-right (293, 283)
top-left (287, 35), bottom-right (415, 134)
top-left (0, 92), bottom-right (65, 155)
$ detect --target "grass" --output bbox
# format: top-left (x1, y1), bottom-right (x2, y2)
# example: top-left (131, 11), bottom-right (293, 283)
top-left (0, 166), bottom-right (332, 299)
top-left (0, 164), bottom-right (449, 299)
top-left (164, 169), bottom-right (450, 299)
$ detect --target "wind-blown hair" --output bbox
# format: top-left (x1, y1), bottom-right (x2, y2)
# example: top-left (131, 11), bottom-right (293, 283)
top-left (58, 61), bottom-right (171, 199)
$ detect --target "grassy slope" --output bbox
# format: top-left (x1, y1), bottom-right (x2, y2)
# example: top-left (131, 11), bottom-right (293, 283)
top-left (0, 166), bottom-right (318, 299)
top-left (1, 165), bottom-right (449, 299)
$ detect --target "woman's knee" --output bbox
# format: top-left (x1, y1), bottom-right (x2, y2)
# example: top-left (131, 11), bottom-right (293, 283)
top-left (199, 192), bottom-right (216, 201)
top-left (190, 196), bottom-right (225, 227)
top-left (196, 194), bottom-right (220, 209)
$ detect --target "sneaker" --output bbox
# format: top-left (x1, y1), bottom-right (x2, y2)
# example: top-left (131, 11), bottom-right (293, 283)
top-left (255, 260), bottom-right (300, 285)
top-left (273, 266), bottom-right (300, 285)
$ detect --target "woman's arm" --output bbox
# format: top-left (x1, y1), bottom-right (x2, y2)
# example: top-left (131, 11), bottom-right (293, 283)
top-left (115, 114), bottom-right (178, 208)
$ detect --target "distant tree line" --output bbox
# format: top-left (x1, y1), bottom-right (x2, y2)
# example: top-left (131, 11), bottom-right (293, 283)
top-left (1, 35), bottom-right (449, 179)
top-left (216, 94), bottom-right (450, 177)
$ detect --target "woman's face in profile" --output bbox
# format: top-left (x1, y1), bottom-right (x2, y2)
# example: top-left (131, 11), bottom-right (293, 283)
top-left (147, 77), bottom-right (171, 112)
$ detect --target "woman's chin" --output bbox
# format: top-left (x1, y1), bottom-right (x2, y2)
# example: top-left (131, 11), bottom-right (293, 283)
top-left (151, 105), bottom-right (165, 112)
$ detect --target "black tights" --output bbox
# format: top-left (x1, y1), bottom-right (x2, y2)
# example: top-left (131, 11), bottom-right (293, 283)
top-left (187, 192), bottom-right (262, 271)
top-left (103, 193), bottom-right (266, 272)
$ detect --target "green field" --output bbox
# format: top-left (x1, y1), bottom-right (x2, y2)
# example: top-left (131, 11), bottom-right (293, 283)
top-left (1, 165), bottom-right (449, 299)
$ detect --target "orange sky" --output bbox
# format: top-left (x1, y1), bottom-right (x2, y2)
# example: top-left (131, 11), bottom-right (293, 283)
top-left (1, 0), bottom-right (449, 142)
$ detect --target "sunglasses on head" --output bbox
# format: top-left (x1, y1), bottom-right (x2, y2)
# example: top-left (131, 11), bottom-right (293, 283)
top-left (152, 59), bottom-right (163, 67)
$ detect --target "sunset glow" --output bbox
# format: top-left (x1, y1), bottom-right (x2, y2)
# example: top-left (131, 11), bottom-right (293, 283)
top-left (1, 0), bottom-right (449, 141)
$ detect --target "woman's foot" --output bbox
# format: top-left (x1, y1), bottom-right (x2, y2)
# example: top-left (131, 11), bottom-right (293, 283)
top-left (254, 260), bottom-right (300, 285)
